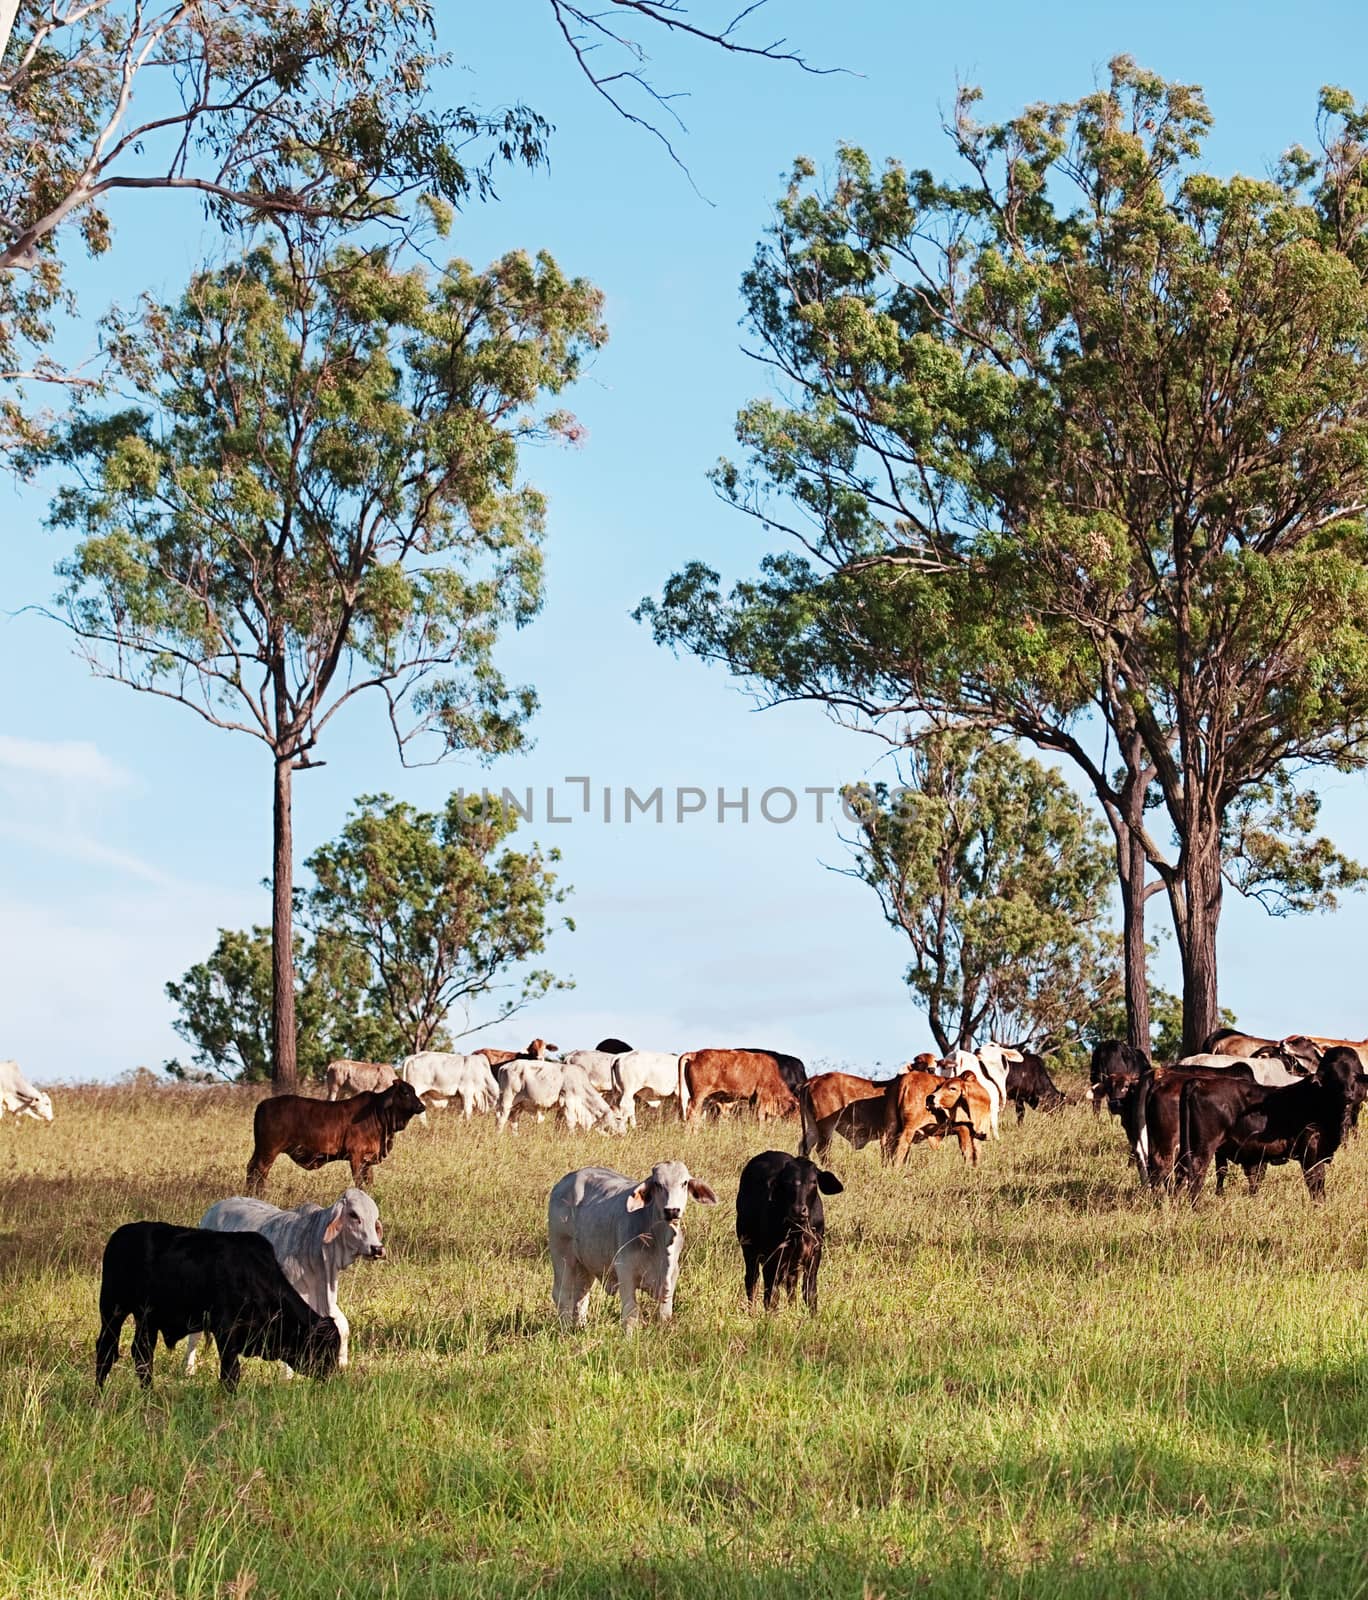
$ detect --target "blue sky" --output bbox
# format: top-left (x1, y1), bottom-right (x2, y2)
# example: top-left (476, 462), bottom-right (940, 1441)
top-left (6, 0), bottom-right (1368, 1083)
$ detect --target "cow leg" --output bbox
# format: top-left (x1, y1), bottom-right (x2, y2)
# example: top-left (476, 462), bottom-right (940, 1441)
top-left (1245, 1161), bottom-right (1266, 1198)
top-left (742, 1242), bottom-right (761, 1307)
top-left (351, 1156), bottom-right (374, 1188)
top-left (217, 1337), bottom-right (243, 1392)
top-left (1303, 1159), bottom-right (1329, 1202)
top-left (185, 1330), bottom-right (205, 1374)
top-left (95, 1308), bottom-right (125, 1389)
top-left (761, 1251), bottom-right (781, 1311)
top-left (130, 1315), bottom-right (157, 1389)
top-left (332, 1308), bottom-right (351, 1369)
top-left (802, 1246), bottom-right (821, 1311)
top-left (246, 1154), bottom-right (273, 1194)
top-left (953, 1126), bottom-right (976, 1166)
top-left (1015, 1100), bottom-right (1026, 1126)
top-left (554, 1258), bottom-right (594, 1328)
top-left (618, 1271), bottom-right (642, 1331)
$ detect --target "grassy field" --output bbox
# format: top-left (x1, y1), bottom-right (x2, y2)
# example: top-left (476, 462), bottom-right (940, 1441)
top-left (2, 1078), bottom-right (1368, 1599)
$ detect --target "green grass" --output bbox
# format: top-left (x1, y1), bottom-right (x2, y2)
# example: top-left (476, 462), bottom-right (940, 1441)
top-left (3, 1080), bottom-right (1368, 1598)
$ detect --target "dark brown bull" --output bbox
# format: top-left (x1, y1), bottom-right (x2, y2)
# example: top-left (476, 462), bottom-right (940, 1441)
top-left (678, 1049), bottom-right (803, 1129)
top-left (246, 1082), bottom-right (427, 1192)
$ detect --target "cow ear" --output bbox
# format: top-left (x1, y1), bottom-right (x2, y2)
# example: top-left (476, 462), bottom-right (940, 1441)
top-left (817, 1171), bottom-right (844, 1195)
top-left (322, 1202), bottom-right (346, 1244)
top-left (626, 1180), bottom-right (655, 1213)
top-left (686, 1179), bottom-right (718, 1206)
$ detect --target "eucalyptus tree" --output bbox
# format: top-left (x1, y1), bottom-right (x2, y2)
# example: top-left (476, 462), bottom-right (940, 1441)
top-left (304, 792), bottom-right (572, 1054)
top-left (643, 60), bottom-right (1368, 1051)
top-left (841, 731), bottom-right (1118, 1053)
top-left (33, 241), bottom-right (605, 1087)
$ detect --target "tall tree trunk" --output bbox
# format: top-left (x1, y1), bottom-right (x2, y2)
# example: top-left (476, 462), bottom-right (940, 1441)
top-left (1119, 830), bottom-right (1152, 1054)
top-left (1179, 833), bottom-right (1223, 1056)
top-left (272, 755), bottom-right (298, 1092)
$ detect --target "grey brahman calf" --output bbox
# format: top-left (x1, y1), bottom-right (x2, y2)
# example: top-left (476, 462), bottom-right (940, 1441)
top-left (187, 1188), bottom-right (384, 1374)
top-left (547, 1161), bottom-right (717, 1329)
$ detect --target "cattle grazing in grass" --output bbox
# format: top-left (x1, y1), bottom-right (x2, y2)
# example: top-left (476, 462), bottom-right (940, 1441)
top-left (798, 1071), bottom-right (888, 1159)
top-left (735, 1150), bottom-right (843, 1311)
top-left (1004, 1049), bottom-right (1066, 1123)
top-left (188, 1188), bottom-right (384, 1374)
top-left (1202, 1029), bottom-right (1321, 1072)
top-left (547, 1161), bottom-right (717, 1329)
top-left (496, 1060), bottom-right (624, 1133)
top-left (559, 1049), bottom-right (624, 1095)
top-left (246, 1081), bottom-right (426, 1191)
top-left (678, 1049), bottom-right (805, 1130)
top-left (881, 1068), bottom-right (953, 1167)
top-left (400, 1051), bottom-right (499, 1118)
top-left (95, 1221), bottom-right (340, 1391)
top-left (610, 1050), bottom-right (684, 1125)
top-left (926, 1073), bottom-right (994, 1165)
top-left (1177, 1046), bottom-right (1365, 1202)
top-left (0, 1060), bottom-right (52, 1122)
top-left (324, 1059), bottom-right (396, 1101)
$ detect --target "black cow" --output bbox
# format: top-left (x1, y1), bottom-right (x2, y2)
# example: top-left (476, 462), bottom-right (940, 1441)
top-left (594, 1038), bottom-right (633, 1054)
top-left (1088, 1040), bottom-right (1153, 1179)
top-left (1006, 1049), bottom-right (1066, 1123)
top-left (735, 1150), bottom-right (843, 1311)
top-left (1178, 1046), bottom-right (1364, 1202)
top-left (95, 1221), bottom-right (341, 1391)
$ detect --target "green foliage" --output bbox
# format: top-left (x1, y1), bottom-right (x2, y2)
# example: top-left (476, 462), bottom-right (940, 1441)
top-left (37, 240), bottom-right (606, 767)
top-left (842, 732), bottom-right (1117, 1052)
top-left (0, 0), bottom-right (551, 440)
top-left (163, 925), bottom-right (396, 1082)
top-left (304, 792), bottom-right (573, 1052)
top-left (642, 58), bottom-right (1368, 1038)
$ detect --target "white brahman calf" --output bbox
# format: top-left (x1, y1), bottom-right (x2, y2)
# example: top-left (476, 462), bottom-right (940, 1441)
top-left (0, 1060), bottom-right (53, 1122)
top-left (547, 1161), bottom-right (718, 1329)
top-left (558, 1049), bottom-right (621, 1095)
top-left (400, 1051), bottom-right (499, 1118)
top-left (188, 1187), bottom-right (384, 1373)
top-left (610, 1050), bottom-right (684, 1126)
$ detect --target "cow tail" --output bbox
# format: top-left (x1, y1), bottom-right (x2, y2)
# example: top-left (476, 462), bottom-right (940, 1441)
top-left (796, 1079), bottom-right (817, 1156)
top-left (611, 1056), bottom-right (626, 1105)
top-left (677, 1053), bottom-right (692, 1122)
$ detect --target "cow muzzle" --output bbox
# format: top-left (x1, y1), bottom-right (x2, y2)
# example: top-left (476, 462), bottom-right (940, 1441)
top-left (663, 1207), bottom-right (682, 1223)
top-left (368, 1244), bottom-right (386, 1259)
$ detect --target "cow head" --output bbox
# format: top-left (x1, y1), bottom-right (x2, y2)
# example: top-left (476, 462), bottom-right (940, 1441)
top-left (378, 1081), bottom-right (427, 1130)
top-left (526, 1038), bottom-right (559, 1058)
top-left (771, 1156), bottom-right (843, 1236)
top-left (626, 1161), bottom-right (718, 1227)
top-left (322, 1187), bottom-right (385, 1262)
top-left (1, 1084), bottom-right (52, 1121)
top-left (926, 1076), bottom-right (982, 1127)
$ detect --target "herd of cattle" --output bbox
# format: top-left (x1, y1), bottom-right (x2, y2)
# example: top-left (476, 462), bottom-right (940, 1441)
top-left (10, 1024), bottom-right (1368, 1390)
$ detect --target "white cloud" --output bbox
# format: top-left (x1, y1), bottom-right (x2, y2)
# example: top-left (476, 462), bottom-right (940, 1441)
top-left (0, 734), bottom-right (132, 788)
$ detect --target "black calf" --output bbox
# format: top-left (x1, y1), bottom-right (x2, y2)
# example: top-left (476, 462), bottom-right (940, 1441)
top-left (735, 1150), bottom-right (843, 1312)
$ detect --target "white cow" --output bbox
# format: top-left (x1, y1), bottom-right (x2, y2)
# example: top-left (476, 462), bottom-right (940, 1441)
top-left (0, 1061), bottom-right (53, 1122)
top-left (1176, 1053), bottom-right (1303, 1087)
top-left (610, 1050), bottom-right (684, 1126)
top-left (496, 1060), bottom-right (624, 1133)
top-left (188, 1188), bottom-right (384, 1373)
top-left (547, 1161), bottom-right (718, 1329)
top-left (558, 1049), bottom-right (621, 1095)
top-left (938, 1043), bottom-right (1022, 1139)
top-left (400, 1051), bottom-right (499, 1117)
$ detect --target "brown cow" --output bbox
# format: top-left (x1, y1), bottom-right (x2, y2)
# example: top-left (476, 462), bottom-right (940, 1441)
top-left (678, 1050), bottom-right (803, 1129)
top-left (324, 1059), bottom-right (397, 1101)
top-left (246, 1082), bottom-right (427, 1192)
top-left (881, 1069), bottom-right (951, 1167)
top-left (799, 1071), bottom-right (888, 1158)
top-left (927, 1074), bottom-right (993, 1165)
top-left (474, 1038), bottom-right (558, 1071)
